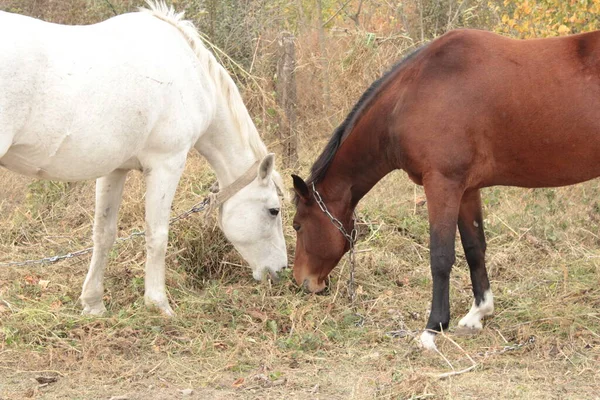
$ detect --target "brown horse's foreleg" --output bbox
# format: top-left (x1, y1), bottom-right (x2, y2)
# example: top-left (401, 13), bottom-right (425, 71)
top-left (419, 173), bottom-right (463, 350)
top-left (457, 189), bottom-right (494, 331)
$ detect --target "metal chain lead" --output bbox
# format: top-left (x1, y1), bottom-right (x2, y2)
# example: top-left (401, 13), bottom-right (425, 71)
top-left (0, 197), bottom-right (211, 268)
top-left (311, 182), bottom-right (358, 303)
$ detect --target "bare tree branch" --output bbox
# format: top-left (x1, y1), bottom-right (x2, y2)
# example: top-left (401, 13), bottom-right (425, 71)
top-left (349, 0), bottom-right (363, 27)
top-left (323, 0), bottom-right (353, 27)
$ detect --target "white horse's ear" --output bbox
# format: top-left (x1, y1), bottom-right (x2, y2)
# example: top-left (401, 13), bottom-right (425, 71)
top-left (258, 153), bottom-right (275, 185)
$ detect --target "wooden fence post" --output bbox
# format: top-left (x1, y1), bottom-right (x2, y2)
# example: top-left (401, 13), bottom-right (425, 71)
top-left (277, 32), bottom-right (298, 169)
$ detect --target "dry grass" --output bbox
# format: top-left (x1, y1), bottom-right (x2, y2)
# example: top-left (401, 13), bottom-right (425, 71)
top-left (1, 146), bottom-right (599, 399)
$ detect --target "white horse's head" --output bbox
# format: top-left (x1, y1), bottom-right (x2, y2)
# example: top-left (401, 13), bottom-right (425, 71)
top-left (218, 154), bottom-right (288, 281)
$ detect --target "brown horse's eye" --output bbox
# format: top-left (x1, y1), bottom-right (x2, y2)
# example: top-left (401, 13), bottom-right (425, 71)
top-left (293, 223), bottom-right (300, 231)
top-left (269, 208), bottom-right (280, 216)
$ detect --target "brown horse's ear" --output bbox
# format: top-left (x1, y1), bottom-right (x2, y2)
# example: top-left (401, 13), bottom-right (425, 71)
top-left (291, 174), bottom-right (310, 202)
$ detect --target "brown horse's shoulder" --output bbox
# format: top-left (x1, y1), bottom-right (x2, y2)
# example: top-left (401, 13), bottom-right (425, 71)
top-left (417, 29), bottom-right (500, 77)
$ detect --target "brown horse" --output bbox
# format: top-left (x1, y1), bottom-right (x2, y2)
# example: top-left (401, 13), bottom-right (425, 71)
top-left (291, 28), bottom-right (600, 349)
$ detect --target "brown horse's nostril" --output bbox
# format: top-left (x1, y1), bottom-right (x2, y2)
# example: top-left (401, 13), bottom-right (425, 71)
top-left (301, 277), bottom-right (330, 295)
top-left (302, 278), bottom-right (310, 292)
top-left (319, 277), bottom-right (331, 296)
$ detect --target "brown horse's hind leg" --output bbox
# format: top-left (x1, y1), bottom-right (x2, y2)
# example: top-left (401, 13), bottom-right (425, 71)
top-left (419, 173), bottom-right (463, 350)
top-left (457, 189), bottom-right (494, 332)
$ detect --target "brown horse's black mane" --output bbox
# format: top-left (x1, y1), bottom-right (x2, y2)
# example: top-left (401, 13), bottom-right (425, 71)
top-left (306, 44), bottom-right (428, 187)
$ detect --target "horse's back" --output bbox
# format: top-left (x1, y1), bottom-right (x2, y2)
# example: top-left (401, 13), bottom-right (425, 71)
top-left (0, 11), bottom-right (213, 181)
top-left (398, 29), bottom-right (600, 188)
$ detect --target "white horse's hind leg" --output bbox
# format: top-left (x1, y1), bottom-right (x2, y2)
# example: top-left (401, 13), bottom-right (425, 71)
top-left (80, 169), bottom-right (128, 315)
top-left (141, 155), bottom-right (186, 316)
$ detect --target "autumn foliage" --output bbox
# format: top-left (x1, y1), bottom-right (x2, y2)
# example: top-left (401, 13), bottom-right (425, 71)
top-left (495, 0), bottom-right (600, 38)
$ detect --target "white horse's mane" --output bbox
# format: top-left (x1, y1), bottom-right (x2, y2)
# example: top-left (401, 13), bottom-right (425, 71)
top-left (141, 1), bottom-right (286, 198)
top-left (141, 1), bottom-right (268, 161)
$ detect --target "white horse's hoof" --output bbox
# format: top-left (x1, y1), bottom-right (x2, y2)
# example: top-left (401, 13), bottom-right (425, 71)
top-left (418, 331), bottom-right (438, 351)
top-left (145, 296), bottom-right (176, 317)
top-left (81, 299), bottom-right (107, 316)
top-left (159, 304), bottom-right (176, 317)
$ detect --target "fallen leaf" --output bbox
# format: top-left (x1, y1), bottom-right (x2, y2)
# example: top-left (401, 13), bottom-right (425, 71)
top-left (247, 309), bottom-right (267, 322)
top-left (38, 280), bottom-right (50, 290)
top-left (213, 342), bottom-right (227, 350)
top-left (50, 300), bottom-right (62, 310)
top-left (35, 376), bottom-right (57, 384)
top-left (232, 377), bottom-right (245, 387)
top-left (24, 275), bottom-right (38, 285)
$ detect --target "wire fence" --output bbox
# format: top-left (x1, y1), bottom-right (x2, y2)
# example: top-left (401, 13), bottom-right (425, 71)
top-left (0, 197), bottom-right (211, 268)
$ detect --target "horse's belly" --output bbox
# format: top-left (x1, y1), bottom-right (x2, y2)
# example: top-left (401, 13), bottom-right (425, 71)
top-left (1, 132), bottom-right (142, 181)
top-left (490, 137), bottom-right (600, 188)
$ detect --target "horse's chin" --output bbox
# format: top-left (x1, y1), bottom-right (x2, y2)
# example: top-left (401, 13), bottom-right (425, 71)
top-left (302, 276), bottom-right (327, 293)
top-left (252, 267), bottom-right (283, 283)
top-left (268, 269), bottom-right (280, 283)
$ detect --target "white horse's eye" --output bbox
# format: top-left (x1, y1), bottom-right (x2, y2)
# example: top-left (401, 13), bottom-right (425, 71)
top-left (269, 208), bottom-right (280, 216)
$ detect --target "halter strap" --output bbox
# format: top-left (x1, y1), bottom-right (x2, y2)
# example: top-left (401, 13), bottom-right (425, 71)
top-left (206, 160), bottom-right (260, 215)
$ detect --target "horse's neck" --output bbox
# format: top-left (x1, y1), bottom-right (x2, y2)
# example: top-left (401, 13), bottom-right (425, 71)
top-left (196, 107), bottom-right (258, 187)
top-left (321, 120), bottom-right (396, 211)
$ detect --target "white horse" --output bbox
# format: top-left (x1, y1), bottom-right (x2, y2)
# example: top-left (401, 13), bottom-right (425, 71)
top-left (0, 2), bottom-right (288, 316)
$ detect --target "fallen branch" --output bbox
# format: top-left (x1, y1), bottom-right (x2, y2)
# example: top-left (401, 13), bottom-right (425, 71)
top-left (427, 328), bottom-right (479, 379)
top-left (435, 364), bottom-right (478, 379)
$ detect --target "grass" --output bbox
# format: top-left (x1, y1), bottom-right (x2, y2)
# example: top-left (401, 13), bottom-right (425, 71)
top-left (1, 148), bottom-right (599, 399)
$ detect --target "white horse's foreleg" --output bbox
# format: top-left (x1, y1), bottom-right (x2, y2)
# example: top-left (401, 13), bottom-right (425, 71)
top-left (80, 169), bottom-right (128, 315)
top-left (142, 156), bottom-right (186, 316)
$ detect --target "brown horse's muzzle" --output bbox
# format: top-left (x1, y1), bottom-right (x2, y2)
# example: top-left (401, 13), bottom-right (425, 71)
top-left (302, 276), bottom-right (327, 293)
top-left (293, 265), bottom-right (327, 293)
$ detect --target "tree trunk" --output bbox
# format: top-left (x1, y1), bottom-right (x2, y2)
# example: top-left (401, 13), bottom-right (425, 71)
top-left (277, 32), bottom-right (298, 169)
top-left (316, 0), bottom-right (331, 125)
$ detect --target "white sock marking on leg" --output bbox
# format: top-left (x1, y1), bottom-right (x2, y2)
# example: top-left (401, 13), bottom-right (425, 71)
top-left (418, 331), bottom-right (438, 351)
top-left (458, 289), bottom-right (494, 329)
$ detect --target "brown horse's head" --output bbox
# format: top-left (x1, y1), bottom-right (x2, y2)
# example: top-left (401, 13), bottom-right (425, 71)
top-left (291, 174), bottom-right (353, 293)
